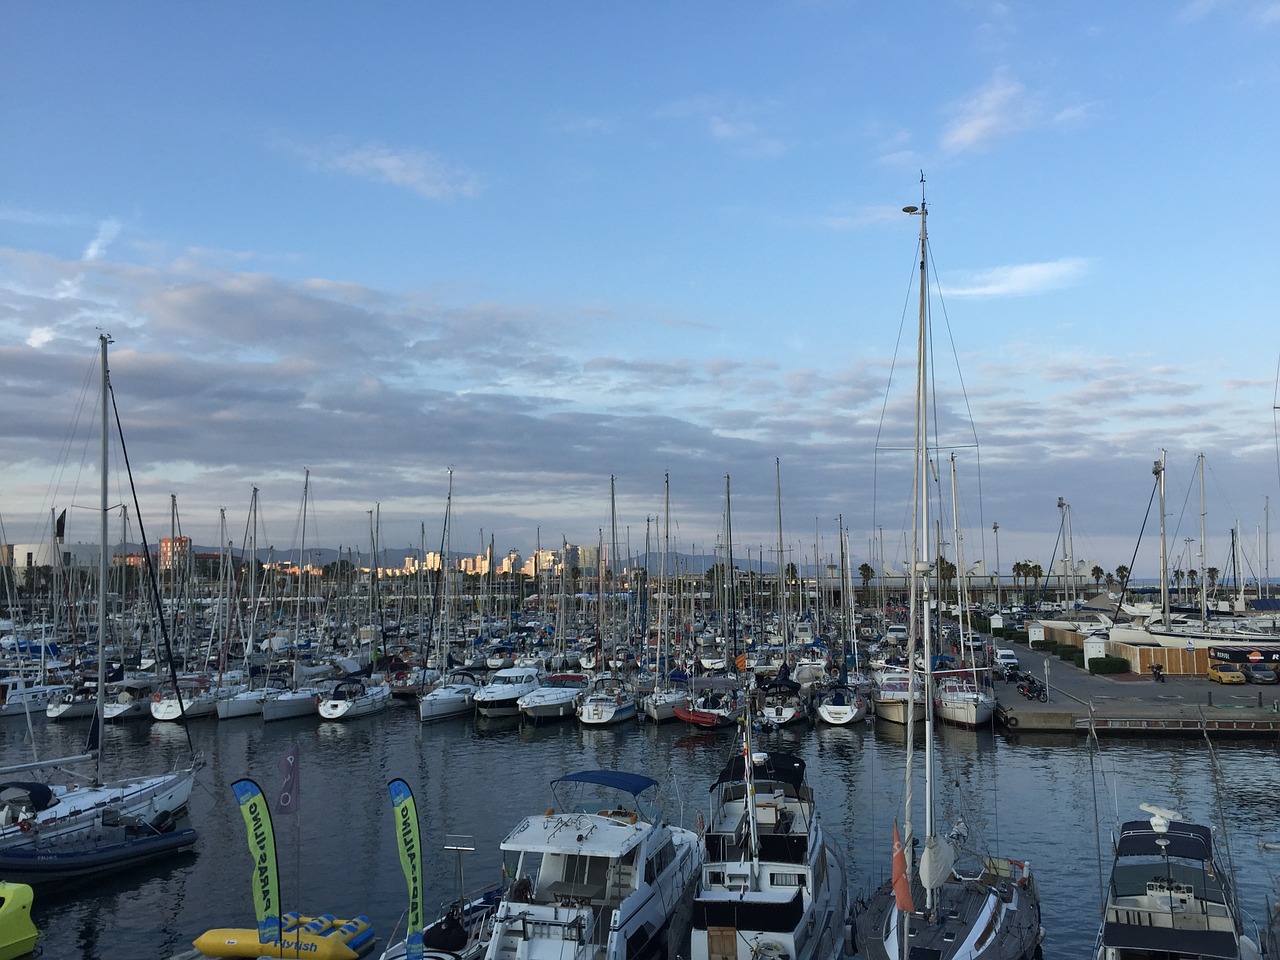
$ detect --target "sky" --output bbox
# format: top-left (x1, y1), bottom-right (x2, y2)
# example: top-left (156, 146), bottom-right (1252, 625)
top-left (3, 1), bottom-right (1280, 584)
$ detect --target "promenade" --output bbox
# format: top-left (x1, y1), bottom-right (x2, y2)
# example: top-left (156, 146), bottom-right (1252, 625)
top-left (992, 644), bottom-right (1280, 735)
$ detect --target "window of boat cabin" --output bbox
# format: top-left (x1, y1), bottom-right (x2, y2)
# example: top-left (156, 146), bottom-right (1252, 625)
top-left (558, 852), bottom-right (610, 888)
top-left (645, 837), bottom-right (676, 883)
top-left (770, 871), bottom-right (805, 888)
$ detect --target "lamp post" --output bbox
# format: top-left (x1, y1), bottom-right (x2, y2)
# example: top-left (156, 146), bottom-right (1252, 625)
top-left (993, 522), bottom-right (1001, 609)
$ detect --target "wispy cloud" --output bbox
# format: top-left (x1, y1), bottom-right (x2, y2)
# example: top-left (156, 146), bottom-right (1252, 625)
top-left (941, 73), bottom-right (1035, 153)
top-left (83, 219), bottom-right (121, 261)
top-left (943, 257), bottom-right (1089, 297)
top-left (658, 95), bottom-right (786, 157)
top-left (292, 139), bottom-right (482, 200)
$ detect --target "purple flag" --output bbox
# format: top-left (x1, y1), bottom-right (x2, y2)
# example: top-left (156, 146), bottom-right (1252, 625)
top-left (276, 743), bottom-right (300, 815)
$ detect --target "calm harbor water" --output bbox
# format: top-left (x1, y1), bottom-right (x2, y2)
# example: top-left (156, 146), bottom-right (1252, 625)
top-left (4, 704), bottom-right (1278, 959)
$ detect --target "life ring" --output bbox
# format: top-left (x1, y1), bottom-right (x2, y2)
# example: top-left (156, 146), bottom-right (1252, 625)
top-left (152, 691), bottom-right (163, 703)
top-left (1005, 715), bottom-right (1019, 728)
top-left (18, 819), bottom-right (33, 833)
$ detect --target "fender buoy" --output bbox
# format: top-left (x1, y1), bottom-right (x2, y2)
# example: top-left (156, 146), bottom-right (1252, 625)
top-left (1006, 715), bottom-right (1019, 728)
top-left (152, 691), bottom-right (163, 703)
top-left (18, 819), bottom-right (33, 833)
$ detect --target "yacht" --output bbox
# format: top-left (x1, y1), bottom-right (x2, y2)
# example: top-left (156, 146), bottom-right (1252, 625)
top-left (690, 742), bottom-right (849, 960)
top-left (1095, 804), bottom-right (1259, 959)
top-left (472, 665), bottom-right (542, 718)
top-left (483, 770), bottom-right (702, 960)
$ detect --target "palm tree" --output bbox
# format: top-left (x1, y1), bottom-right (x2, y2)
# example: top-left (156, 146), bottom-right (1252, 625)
top-left (1206, 567), bottom-right (1219, 598)
top-left (1011, 561), bottom-right (1027, 604)
top-left (1115, 565), bottom-right (1130, 601)
top-left (1188, 569), bottom-right (1198, 595)
top-left (1104, 572), bottom-right (1116, 593)
top-left (1173, 568), bottom-right (1184, 601)
top-left (1091, 565), bottom-right (1104, 590)
top-left (858, 562), bottom-right (874, 600)
top-left (1029, 563), bottom-right (1044, 603)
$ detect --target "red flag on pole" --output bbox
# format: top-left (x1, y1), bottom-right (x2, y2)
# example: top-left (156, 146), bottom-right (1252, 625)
top-left (892, 820), bottom-right (914, 913)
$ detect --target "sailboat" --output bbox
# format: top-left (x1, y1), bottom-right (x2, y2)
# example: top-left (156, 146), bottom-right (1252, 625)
top-left (0, 335), bottom-right (199, 849)
top-left (261, 470), bottom-right (328, 722)
top-left (812, 518), bottom-right (869, 725)
top-left (639, 473), bottom-right (687, 724)
top-left (853, 189), bottom-right (1042, 959)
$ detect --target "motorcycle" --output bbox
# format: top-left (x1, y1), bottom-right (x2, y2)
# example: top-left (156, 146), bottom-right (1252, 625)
top-left (1017, 674), bottom-right (1049, 703)
top-left (1149, 663), bottom-right (1165, 683)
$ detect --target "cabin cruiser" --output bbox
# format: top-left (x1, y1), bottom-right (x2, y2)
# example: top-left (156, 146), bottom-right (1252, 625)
top-left (484, 770), bottom-right (702, 960)
top-left (690, 744), bottom-right (849, 960)
top-left (472, 665), bottom-right (543, 718)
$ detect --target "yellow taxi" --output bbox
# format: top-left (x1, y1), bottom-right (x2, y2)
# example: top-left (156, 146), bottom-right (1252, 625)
top-left (1207, 660), bottom-right (1246, 684)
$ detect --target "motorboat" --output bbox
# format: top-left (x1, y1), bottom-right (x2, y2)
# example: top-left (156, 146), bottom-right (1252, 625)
top-left (690, 740), bottom-right (850, 960)
top-left (1095, 804), bottom-right (1259, 959)
top-left (472, 665), bottom-right (542, 718)
top-left (317, 678), bottom-right (392, 721)
top-left (576, 673), bottom-right (637, 726)
top-left (517, 673), bottom-right (588, 723)
top-left (418, 670), bottom-right (485, 722)
top-left (483, 769), bottom-right (702, 960)
top-left (0, 673), bottom-right (67, 720)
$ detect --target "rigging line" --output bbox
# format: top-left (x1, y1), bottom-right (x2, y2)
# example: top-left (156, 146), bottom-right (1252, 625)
top-left (1110, 472), bottom-right (1160, 625)
top-left (925, 230), bottom-right (982, 455)
top-left (108, 378), bottom-right (198, 761)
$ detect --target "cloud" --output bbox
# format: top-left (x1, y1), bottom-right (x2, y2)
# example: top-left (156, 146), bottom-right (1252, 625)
top-left (83, 219), bottom-right (121, 261)
top-left (943, 258), bottom-right (1089, 297)
top-left (941, 74), bottom-right (1034, 153)
top-left (292, 139), bottom-right (482, 200)
top-left (658, 95), bottom-right (786, 157)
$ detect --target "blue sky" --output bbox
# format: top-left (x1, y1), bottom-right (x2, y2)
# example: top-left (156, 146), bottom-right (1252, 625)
top-left (3, 1), bottom-right (1279, 583)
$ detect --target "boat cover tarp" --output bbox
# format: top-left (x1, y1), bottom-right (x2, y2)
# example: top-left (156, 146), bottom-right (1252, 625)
top-left (712, 752), bottom-right (805, 793)
top-left (0, 782), bottom-right (55, 811)
top-left (553, 770), bottom-right (657, 796)
top-left (1116, 819), bottom-right (1212, 861)
top-left (1100, 921), bottom-right (1240, 959)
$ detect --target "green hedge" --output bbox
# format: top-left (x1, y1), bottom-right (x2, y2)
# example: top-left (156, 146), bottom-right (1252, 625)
top-left (1089, 655), bottom-right (1130, 675)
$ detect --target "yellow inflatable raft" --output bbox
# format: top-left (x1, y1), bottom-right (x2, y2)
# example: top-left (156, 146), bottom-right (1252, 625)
top-left (193, 911), bottom-right (375, 960)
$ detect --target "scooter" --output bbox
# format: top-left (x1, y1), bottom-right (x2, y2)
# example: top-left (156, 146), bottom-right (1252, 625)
top-left (1017, 675), bottom-right (1049, 702)
top-left (1150, 663), bottom-right (1165, 683)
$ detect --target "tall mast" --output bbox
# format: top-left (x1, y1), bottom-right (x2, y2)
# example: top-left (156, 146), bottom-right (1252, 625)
top-left (1156, 452), bottom-right (1169, 624)
top-left (95, 333), bottom-right (111, 786)
top-left (1199, 453), bottom-right (1207, 625)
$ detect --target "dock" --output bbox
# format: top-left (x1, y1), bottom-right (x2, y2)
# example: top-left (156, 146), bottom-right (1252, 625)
top-left (991, 644), bottom-right (1280, 736)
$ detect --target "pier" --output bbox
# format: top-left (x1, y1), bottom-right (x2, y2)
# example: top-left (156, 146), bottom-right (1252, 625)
top-left (993, 642), bottom-right (1280, 735)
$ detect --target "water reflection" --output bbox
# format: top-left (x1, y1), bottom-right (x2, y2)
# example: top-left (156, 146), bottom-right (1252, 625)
top-left (9, 704), bottom-right (1280, 958)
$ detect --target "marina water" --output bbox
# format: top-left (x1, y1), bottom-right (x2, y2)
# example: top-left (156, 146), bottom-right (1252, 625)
top-left (5, 707), bottom-right (1278, 959)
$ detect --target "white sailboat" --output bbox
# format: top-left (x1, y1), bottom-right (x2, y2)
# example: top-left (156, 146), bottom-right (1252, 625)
top-left (0, 335), bottom-right (199, 849)
top-left (638, 473), bottom-right (686, 724)
top-left (853, 188), bottom-right (1042, 959)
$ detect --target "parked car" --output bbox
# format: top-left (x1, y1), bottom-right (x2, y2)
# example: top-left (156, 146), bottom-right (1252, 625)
top-left (1207, 661), bottom-right (1246, 684)
top-left (993, 648), bottom-right (1021, 671)
top-left (1243, 662), bottom-right (1279, 684)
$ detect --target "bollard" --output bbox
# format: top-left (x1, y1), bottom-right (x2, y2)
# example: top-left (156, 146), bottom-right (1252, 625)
top-left (1259, 692), bottom-right (1264, 709)
top-left (1207, 690), bottom-right (1213, 707)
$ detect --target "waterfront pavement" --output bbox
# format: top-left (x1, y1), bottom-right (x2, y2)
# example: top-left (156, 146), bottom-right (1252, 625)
top-left (992, 643), bottom-right (1280, 735)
